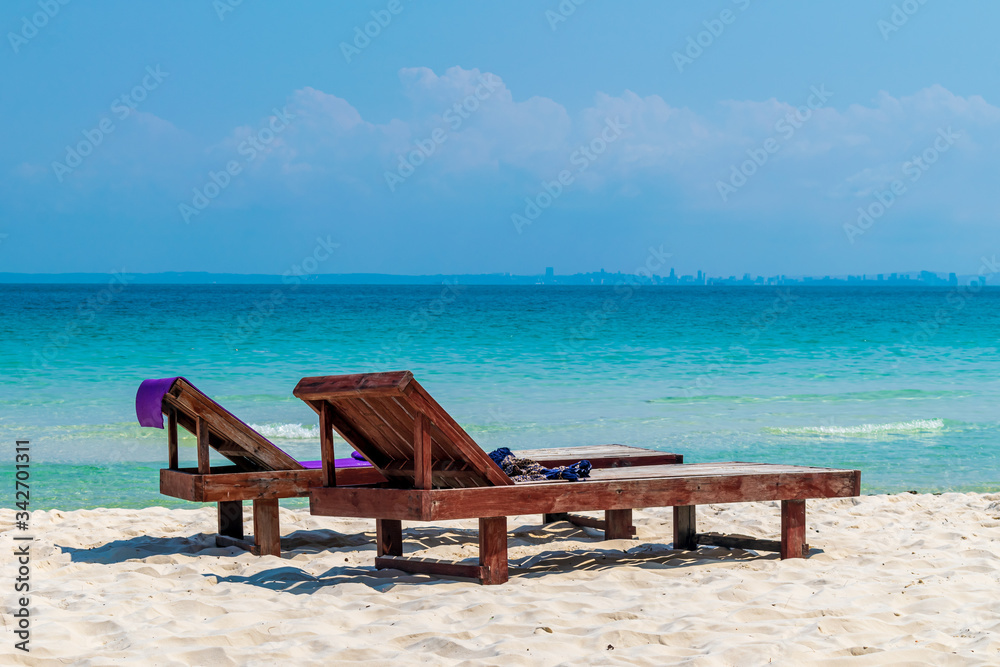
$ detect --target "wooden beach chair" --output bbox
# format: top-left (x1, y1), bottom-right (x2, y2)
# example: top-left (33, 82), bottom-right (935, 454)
top-left (137, 376), bottom-right (384, 556)
top-left (137, 376), bottom-right (678, 556)
top-left (296, 371), bottom-right (862, 585)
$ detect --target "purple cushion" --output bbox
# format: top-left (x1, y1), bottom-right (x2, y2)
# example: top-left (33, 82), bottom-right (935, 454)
top-left (300, 457), bottom-right (371, 469)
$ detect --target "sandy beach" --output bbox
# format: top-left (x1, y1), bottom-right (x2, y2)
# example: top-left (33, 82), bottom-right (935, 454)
top-left (2, 493), bottom-right (998, 665)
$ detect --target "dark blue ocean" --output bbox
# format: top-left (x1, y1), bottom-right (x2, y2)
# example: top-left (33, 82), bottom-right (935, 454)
top-left (2, 284), bottom-right (999, 508)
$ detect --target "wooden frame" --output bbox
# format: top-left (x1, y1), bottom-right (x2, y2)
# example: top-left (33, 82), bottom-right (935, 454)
top-left (310, 464), bottom-right (859, 583)
top-left (310, 466), bottom-right (860, 521)
top-left (293, 371), bottom-right (860, 585)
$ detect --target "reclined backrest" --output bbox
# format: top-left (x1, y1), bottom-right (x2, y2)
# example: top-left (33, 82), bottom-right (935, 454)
top-left (137, 377), bottom-right (303, 471)
top-left (293, 371), bottom-right (512, 489)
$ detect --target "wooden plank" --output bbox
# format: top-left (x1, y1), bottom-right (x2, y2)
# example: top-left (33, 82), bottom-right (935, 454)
top-left (577, 462), bottom-right (838, 482)
top-left (376, 519), bottom-right (403, 557)
top-left (311, 487), bottom-right (429, 521)
top-left (333, 397), bottom-right (410, 462)
top-left (327, 395), bottom-right (418, 468)
top-left (529, 446), bottom-right (682, 469)
top-left (425, 470), bottom-right (859, 520)
top-left (374, 555), bottom-right (484, 581)
top-left (196, 416), bottom-right (211, 474)
top-left (160, 466), bottom-right (384, 503)
top-left (167, 407), bottom-right (178, 470)
top-left (320, 401), bottom-right (337, 487)
top-left (380, 460), bottom-right (475, 474)
top-left (562, 514), bottom-right (605, 530)
top-left (215, 442), bottom-right (252, 457)
top-left (217, 500), bottom-right (244, 539)
top-left (605, 509), bottom-right (635, 539)
top-left (358, 396), bottom-right (412, 451)
top-left (414, 412), bottom-right (432, 490)
top-left (548, 512), bottom-right (636, 537)
top-left (695, 532), bottom-right (788, 554)
top-left (159, 468), bottom-right (198, 500)
top-left (252, 498), bottom-right (281, 557)
top-left (479, 516), bottom-right (509, 585)
top-left (366, 396), bottom-right (420, 452)
top-left (781, 499), bottom-right (807, 559)
top-left (294, 372), bottom-right (413, 401)
top-left (200, 468), bottom-right (373, 501)
top-left (344, 396), bottom-right (413, 460)
top-left (673, 505), bottom-right (697, 550)
top-left (310, 468), bottom-right (860, 521)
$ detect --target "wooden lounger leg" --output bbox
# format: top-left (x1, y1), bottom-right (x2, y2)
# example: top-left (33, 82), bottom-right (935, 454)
top-left (479, 517), bottom-right (508, 585)
top-left (217, 500), bottom-right (244, 540)
top-left (673, 505), bottom-right (698, 550)
top-left (252, 498), bottom-right (281, 557)
top-left (605, 509), bottom-right (635, 539)
top-left (780, 499), bottom-right (807, 559)
top-left (376, 519), bottom-right (403, 557)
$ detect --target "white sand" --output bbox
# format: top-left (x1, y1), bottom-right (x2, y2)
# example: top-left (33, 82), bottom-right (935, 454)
top-left (2, 493), bottom-right (999, 665)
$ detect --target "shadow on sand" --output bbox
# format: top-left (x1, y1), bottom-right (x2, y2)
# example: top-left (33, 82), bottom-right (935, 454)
top-left (57, 520), bottom-right (814, 592)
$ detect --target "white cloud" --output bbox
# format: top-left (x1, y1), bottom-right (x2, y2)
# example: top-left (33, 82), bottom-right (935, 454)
top-left (17, 66), bottom-right (1000, 228)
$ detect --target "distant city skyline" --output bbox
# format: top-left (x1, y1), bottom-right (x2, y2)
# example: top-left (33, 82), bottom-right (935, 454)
top-left (1, 267), bottom-right (994, 287)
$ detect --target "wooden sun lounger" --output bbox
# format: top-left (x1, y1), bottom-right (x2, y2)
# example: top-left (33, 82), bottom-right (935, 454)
top-left (296, 371), bottom-right (861, 585)
top-left (143, 377), bottom-right (680, 556)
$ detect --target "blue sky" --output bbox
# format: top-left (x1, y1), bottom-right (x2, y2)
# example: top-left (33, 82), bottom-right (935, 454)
top-left (2, 0), bottom-right (998, 276)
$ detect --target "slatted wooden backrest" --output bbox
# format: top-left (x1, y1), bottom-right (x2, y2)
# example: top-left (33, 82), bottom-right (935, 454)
top-left (162, 378), bottom-right (303, 472)
top-left (293, 372), bottom-right (512, 489)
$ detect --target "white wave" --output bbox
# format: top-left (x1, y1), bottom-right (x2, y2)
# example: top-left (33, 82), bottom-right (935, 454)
top-left (249, 423), bottom-right (320, 440)
top-left (766, 418), bottom-right (945, 436)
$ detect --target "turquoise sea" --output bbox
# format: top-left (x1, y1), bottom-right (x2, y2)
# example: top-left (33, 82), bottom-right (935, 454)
top-left (2, 284), bottom-right (999, 509)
